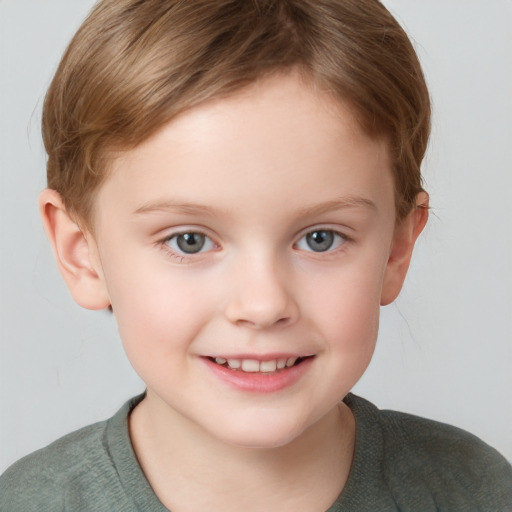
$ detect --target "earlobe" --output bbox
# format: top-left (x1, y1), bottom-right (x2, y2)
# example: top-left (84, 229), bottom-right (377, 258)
top-left (38, 189), bottom-right (111, 310)
top-left (380, 192), bottom-right (429, 306)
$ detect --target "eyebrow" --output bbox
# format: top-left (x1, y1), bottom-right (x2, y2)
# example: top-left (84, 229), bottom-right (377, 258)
top-left (133, 195), bottom-right (377, 217)
top-left (296, 196), bottom-right (377, 218)
top-left (133, 201), bottom-right (218, 216)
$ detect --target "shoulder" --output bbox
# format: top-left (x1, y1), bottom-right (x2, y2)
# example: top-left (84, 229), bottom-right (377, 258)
top-left (0, 420), bottom-right (108, 512)
top-left (0, 394), bottom-right (144, 512)
top-left (378, 405), bottom-right (512, 482)
top-left (346, 394), bottom-right (512, 510)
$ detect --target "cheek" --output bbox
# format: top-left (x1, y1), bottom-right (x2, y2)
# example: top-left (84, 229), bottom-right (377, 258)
top-left (103, 257), bottom-right (213, 364)
top-left (321, 287), bottom-right (380, 354)
top-left (300, 257), bottom-right (385, 352)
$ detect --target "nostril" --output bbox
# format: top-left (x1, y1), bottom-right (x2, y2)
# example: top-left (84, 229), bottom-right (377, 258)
top-left (224, 285), bottom-right (300, 329)
top-left (234, 315), bottom-right (292, 329)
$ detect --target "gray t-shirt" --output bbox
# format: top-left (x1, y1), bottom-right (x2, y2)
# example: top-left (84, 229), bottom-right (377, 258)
top-left (1, 393), bottom-right (511, 511)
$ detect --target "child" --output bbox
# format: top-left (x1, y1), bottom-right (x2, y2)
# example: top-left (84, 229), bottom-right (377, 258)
top-left (1, 0), bottom-right (511, 510)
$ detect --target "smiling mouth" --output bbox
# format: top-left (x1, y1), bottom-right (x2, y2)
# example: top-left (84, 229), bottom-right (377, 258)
top-left (206, 356), bottom-right (313, 374)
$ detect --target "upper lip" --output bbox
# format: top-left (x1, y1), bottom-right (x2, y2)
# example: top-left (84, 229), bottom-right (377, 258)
top-left (204, 353), bottom-right (314, 361)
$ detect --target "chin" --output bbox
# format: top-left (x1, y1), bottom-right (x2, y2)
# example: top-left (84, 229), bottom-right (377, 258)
top-left (224, 433), bottom-right (301, 451)
top-left (208, 416), bottom-right (312, 451)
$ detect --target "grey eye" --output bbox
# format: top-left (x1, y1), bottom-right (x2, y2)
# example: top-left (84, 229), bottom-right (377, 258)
top-left (167, 232), bottom-right (214, 254)
top-left (296, 230), bottom-right (345, 253)
top-left (306, 230), bottom-right (334, 252)
top-left (177, 233), bottom-right (205, 253)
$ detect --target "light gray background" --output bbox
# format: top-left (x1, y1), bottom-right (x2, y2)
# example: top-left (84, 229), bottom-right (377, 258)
top-left (1, 0), bottom-right (511, 472)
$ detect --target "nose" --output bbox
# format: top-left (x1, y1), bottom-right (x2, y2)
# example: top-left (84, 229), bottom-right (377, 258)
top-left (224, 256), bottom-right (299, 330)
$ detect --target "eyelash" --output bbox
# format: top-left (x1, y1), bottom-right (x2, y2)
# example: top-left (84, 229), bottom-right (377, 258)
top-left (160, 228), bottom-right (350, 261)
top-left (162, 231), bottom-right (217, 261)
top-left (294, 229), bottom-right (349, 253)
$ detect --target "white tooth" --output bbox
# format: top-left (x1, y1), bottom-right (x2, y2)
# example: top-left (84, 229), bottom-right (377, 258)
top-left (286, 357), bottom-right (298, 367)
top-left (227, 359), bottom-right (241, 369)
top-left (215, 357), bottom-right (227, 365)
top-left (277, 358), bottom-right (287, 369)
top-left (241, 359), bottom-right (260, 372)
top-left (260, 360), bottom-right (277, 373)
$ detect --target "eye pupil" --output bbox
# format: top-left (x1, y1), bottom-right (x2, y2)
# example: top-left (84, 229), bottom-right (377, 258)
top-left (176, 233), bottom-right (205, 253)
top-left (306, 230), bottom-right (334, 252)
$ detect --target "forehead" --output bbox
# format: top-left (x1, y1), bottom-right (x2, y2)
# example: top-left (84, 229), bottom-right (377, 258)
top-left (94, 73), bottom-right (394, 227)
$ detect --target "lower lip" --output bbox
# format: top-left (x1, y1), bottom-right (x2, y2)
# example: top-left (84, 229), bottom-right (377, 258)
top-left (202, 357), bottom-right (314, 393)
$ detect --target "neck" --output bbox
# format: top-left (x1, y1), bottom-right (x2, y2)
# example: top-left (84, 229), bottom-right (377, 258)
top-left (129, 392), bottom-right (355, 512)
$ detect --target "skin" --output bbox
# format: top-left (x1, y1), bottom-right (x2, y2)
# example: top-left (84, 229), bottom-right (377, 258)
top-left (40, 72), bottom-right (427, 511)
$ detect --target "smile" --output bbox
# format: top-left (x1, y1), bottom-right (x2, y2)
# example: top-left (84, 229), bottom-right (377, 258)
top-left (207, 356), bottom-right (312, 374)
top-left (203, 355), bottom-right (315, 393)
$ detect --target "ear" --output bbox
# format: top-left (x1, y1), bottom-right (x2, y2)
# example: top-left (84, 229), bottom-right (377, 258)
top-left (38, 189), bottom-right (111, 310)
top-left (380, 192), bottom-right (429, 306)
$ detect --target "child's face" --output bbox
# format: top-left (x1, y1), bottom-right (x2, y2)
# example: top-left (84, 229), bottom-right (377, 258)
top-left (88, 73), bottom-right (401, 448)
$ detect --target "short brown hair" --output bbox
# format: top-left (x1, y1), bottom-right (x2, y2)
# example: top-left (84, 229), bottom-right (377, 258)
top-left (42, 0), bottom-right (430, 226)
